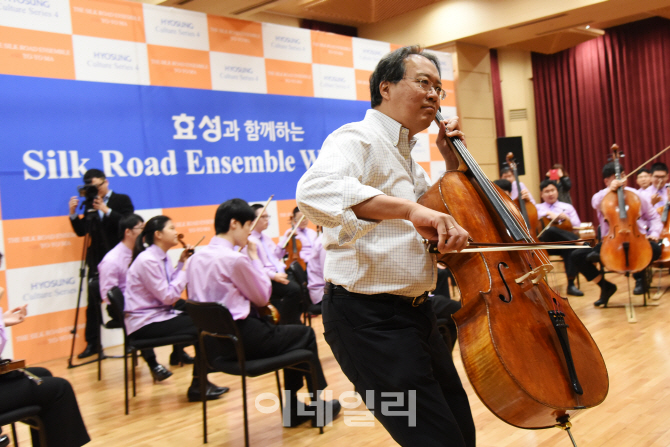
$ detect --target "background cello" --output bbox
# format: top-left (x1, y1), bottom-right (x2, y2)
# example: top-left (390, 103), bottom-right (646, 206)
top-left (506, 152), bottom-right (539, 239)
top-left (418, 111), bottom-right (608, 435)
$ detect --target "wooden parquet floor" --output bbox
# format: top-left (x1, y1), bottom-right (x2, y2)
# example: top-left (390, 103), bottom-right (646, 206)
top-left (10, 270), bottom-right (670, 446)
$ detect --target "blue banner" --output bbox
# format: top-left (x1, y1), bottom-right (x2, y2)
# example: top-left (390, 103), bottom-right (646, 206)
top-left (0, 74), bottom-right (369, 220)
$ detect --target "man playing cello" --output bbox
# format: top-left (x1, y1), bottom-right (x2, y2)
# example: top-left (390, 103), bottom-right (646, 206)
top-left (297, 46), bottom-right (475, 446)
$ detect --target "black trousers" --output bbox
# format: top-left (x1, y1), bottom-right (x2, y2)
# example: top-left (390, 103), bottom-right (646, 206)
top-left (538, 227), bottom-right (579, 279)
top-left (0, 367), bottom-right (90, 447)
top-left (323, 292), bottom-right (475, 447)
top-left (431, 295), bottom-right (460, 351)
top-left (571, 240), bottom-right (662, 281)
top-left (130, 314), bottom-right (198, 375)
top-left (270, 270), bottom-right (303, 325)
top-left (209, 316), bottom-right (327, 397)
top-left (85, 276), bottom-right (102, 345)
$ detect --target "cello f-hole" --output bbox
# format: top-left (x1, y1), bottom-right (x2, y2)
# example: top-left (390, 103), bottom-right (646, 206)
top-left (497, 262), bottom-right (512, 303)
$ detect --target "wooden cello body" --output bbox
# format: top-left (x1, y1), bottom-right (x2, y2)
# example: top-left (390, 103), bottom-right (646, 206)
top-left (418, 113), bottom-right (608, 429)
top-left (506, 153), bottom-right (539, 239)
top-left (599, 145), bottom-right (652, 274)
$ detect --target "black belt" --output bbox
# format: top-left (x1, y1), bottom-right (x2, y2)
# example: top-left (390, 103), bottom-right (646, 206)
top-left (325, 283), bottom-right (429, 307)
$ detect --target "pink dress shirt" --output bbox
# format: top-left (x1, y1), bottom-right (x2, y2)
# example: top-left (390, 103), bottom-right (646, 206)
top-left (592, 186), bottom-right (663, 239)
top-left (306, 235), bottom-right (325, 305)
top-left (98, 242), bottom-right (132, 304)
top-left (248, 230), bottom-right (285, 278)
top-left (186, 236), bottom-right (271, 321)
top-left (535, 200), bottom-right (581, 228)
top-left (124, 244), bottom-right (186, 335)
top-left (0, 309), bottom-right (6, 356)
top-left (640, 184), bottom-right (669, 209)
top-left (510, 181), bottom-right (536, 204)
top-left (276, 227), bottom-right (318, 261)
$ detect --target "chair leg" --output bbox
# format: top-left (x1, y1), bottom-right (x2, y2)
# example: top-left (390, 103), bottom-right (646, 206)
top-left (309, 361), bottom-right (324, 434)
top-left (124, 344), bottom-right (130, 415)
top-left (275, 371), bottom-right (283, 416)
top-left (242, 375), bottom-right (249, 447)
top-left (11, 423), bottom-right (17, 447)
top-left (132, 351), bottom-right (137, 397)
top-left (200, 354), bottom-right (208, 444)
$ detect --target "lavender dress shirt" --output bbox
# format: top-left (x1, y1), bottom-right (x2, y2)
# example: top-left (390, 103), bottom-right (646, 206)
top-left (186, 237), bottom-right (271, 321)
top-left (640, 184), bottom-right (669, 209)
top-left (98, 242), bottom-right (132, 304)
top-left (0, 309), bottom-right (6, 356)
top-left (124, 244), bottom-right (186, 335)
top-left (593, 186), bottom-right (663, 239)
top-left (535, 201), bottom-right (581, 228)
top-left (306, 235), bottom-right (325, 305)
top-left (248, 230), bottom-right (285, 278)
top-left (276, 227), bottom-right (318, 261)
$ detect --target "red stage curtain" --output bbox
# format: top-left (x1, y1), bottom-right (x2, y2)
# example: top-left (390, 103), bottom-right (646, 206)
top-left (490, 49), bottom-right (506, 138)
top-left (532, 17), bottom-right (670, 222)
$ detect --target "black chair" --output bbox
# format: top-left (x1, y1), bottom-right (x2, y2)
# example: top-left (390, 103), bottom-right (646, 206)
top-left (286, 261), bottom-right (313, 326)
top-left (0, 406), bottom-right (46, 446)
top-left (184, 300), bottom-right (323, 446)
top-left (107, 287), bottom-right (197, 415)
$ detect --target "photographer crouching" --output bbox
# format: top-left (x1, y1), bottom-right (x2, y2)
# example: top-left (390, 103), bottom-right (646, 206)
top-left (68, 169), bottom-right (134, 359)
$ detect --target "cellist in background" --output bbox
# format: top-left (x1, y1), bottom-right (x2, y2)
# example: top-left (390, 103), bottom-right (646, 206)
top-left (571, 162), bottom-right (663, 306)
top-left (640, 162), bottom-right (669, 206)
top-left (276, 207), bottom-right (318, 262)
top-left (500, 166), bottom-right (536, 204)
top-left (535, 179), bottom-right (584, 296)
top-left (247, 204), bottom-right (304, 324)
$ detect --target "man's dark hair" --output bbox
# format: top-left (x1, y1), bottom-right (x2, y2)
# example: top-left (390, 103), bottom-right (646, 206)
top-left (369, 45), bottom-right (441, 108)
top-left (650, 162), bottom-right (668, 175)
top-left (540, 179), bottom-right (558, 192)
top-left (83, 169), bottom-right (105, 183)
top-left (602, 162), bottom-right (617, 179)
top-left (637, 168), bottom-right (650, 176)
top-left (214, 199), bottom-right (256, 234)
top-left (118, 214), bottom-right (144, 239)
top-left (493, 179), bottom-right (512, 193)
top-left (500, 167), bottom-right (512, 177)
top-left (250, 203), bottom-right (264, 213)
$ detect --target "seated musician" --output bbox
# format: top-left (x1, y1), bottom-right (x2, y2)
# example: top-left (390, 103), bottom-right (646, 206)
top-left (248, 204), bottom-right (304, 324)
top-left (635, 168), bottom-right (651, 192)
top-left (640, 162), bottom-right (668, 207)
top-left (185, 199), bottom-right (341, 427)
top-left (0, 284), bottom-right (90, 446)
top-left (535, 180), bottom-right (584, 296)
top-left (276, 207), bottom-right (318, 263)
top-left (124, 216), bottom-right (227, 401)
top-left (500, 167), bottom-right (536, 204)
top-left (571, 162), bottom-right (663, 306)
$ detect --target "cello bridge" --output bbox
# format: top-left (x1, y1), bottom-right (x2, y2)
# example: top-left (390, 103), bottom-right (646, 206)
top-left (515, 265), bottom-right (553, 284)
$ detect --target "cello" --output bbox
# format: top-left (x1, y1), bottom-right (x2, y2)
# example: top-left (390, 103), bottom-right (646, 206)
top-left (282, 215), bottom-right (307, 271)
top-left (506, 152), bottom-right (539, 238)
top-left (599, 144), bottom-right (652, 274)
top-left (418, 111), bottom-right (608, 434)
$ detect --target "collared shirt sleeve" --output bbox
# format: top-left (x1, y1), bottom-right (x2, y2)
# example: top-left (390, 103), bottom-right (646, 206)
top-left (231, 257), bottom-right (271, 307)
top-left (565, 204), bottom-right (581, 227)
top-left (140, 257), bottom-right (186, 306)
top-left (640, 192), bottom-right (663, 238)
top-left (297, 131), bottom-right (385, 246)
top-left (98, 257), bottom-right (117, 303)
top-left (0, 308), bottom-right (6, 357)
top-left (592, 188), bottom-right (609, 210)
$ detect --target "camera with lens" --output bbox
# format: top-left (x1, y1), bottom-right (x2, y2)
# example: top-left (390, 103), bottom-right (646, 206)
top-left (77, 184), bottom-right (99, 212)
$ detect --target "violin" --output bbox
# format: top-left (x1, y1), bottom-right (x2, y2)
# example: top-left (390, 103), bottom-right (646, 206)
top-left (656, 185), bottom-right (670, 262)
top-left (177, 234), bottom-right (204, 258)
top-left (599, 144), bottom-right (652, 273)
top-left (538, 214), bottom-right (574, 234)
top-left (417, 111), bottom-right (608, 431)
top-left (506, 153), bottom-right (539, 238)
top-left (282, 215), bottom-right (306, 271)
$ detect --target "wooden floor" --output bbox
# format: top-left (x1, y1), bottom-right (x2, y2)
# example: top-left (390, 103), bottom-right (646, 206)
top-left (10, 269), bottom-right (670, 447)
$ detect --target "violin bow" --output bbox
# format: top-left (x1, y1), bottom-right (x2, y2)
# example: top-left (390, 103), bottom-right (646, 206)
top-left (238, 195), bottom-right (274, 252)
top-left (281, 215), bottom-right (305, 249)
top-left (623, 143), bottom-right (670, 181)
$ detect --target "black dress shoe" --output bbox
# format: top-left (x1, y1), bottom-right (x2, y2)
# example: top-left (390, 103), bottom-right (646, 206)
top-left (0, 434), bottom-right (10, 447)
top-left (170, 351), bottom-right (195, 366)
top-left (594, 281), bottom-right (617, 307)
top-left (150, 364), bottom-right (173, 382)
top-left (187, 383), bottom-right (229, 402)
top-left (77, 343), bottom-right (100, 359)
top-left (104, 319), bottom-right (123, 329)
top-left (309, 302), bottom-right (322, 316)
top-left (633, 278), bottom-right (645, 295)
top-left (566, 285), bottom-right (584, 297)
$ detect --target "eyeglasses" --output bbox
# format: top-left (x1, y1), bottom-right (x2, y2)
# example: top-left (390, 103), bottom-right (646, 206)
top-left (259, 215), bottom-right (271, 219)
top-left (132, 225), bottom-right (144, 231)
top-left (404, 77), bottom-right (447, 100)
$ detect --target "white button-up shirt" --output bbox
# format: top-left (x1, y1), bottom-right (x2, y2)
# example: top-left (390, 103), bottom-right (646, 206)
top-left (296, 109), bottom-right (436, 297)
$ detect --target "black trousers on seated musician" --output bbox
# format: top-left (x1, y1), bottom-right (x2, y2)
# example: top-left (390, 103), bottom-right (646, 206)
top-left (130, 314), bottom-right (198, 372)
top-left (0, 367), bottom-right (90, 447)
top-left (270, 269), bottom-right (304, 325)
top-left (207, 316), bottom-right (327, 403)
top-left (538, 227), bottom-right (579, 280)
top-left (571, 240), bottom-right (662, 281)
top-left (323, 285), bottom-right (475, 447)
